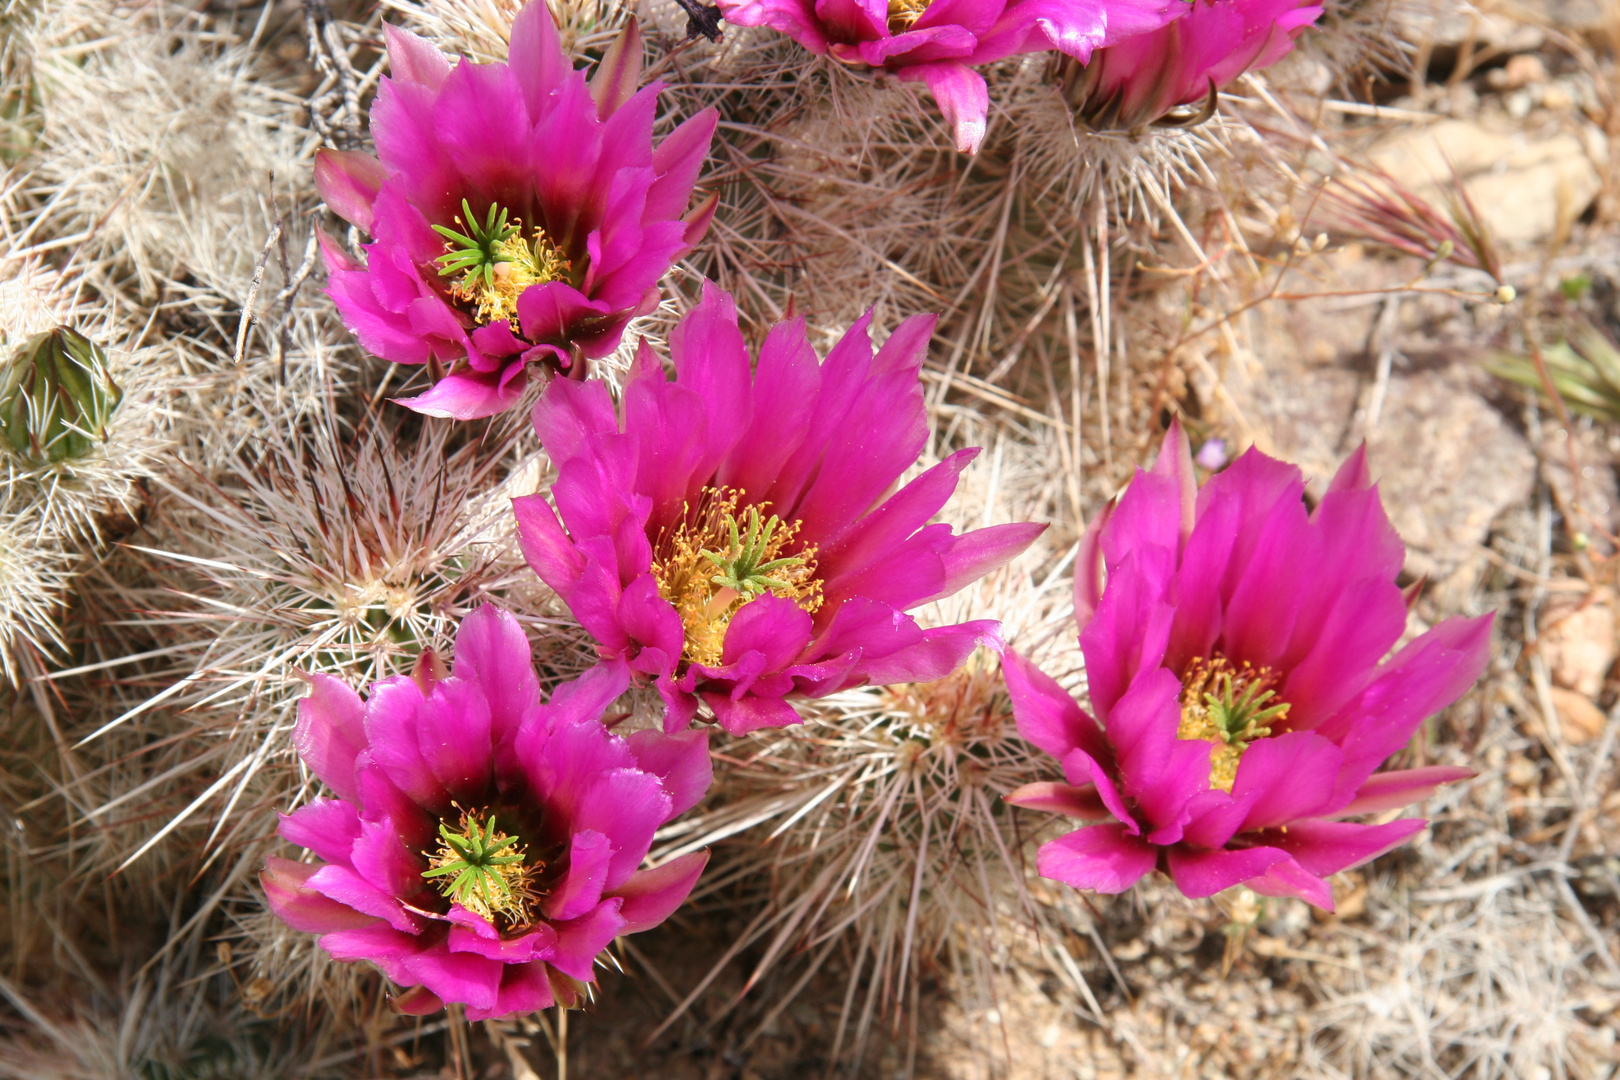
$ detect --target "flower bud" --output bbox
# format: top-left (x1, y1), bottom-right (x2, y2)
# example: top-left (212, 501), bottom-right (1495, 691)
top-left (0, 327), bottom-right (122, 465)
top-left (1057, 0), bottom-right (1323, 132)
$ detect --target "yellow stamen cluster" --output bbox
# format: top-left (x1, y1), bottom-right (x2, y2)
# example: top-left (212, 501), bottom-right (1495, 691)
top-left (422, 809), bottom-right (541, 926)
top-left (450, 229), bottom-right (571, 327)
top-left (887, 0), bottom-right (932, 31)
top-left (651, 487), bottom-right (823, 669)
top-left (1176, 657), bottom-right (1290, 793)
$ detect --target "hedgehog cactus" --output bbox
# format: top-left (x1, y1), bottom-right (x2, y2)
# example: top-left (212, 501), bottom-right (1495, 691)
top-left (0, 326), bottom-right (122, 465)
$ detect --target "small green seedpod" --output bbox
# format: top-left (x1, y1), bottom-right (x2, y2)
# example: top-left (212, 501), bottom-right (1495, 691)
top-left (0, 326), bottom-right (123, 465)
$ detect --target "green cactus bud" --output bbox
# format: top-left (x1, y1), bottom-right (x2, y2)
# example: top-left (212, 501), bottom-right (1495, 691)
top-left (0, 327), bottom-right (123, 465)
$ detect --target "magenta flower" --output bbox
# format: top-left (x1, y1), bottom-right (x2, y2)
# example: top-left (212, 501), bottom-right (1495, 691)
top-left (314, 8), bottom-right (718, 420)
top-left (513, 283), bottom-right (1045, 736)
top-left (261, 605), bottom-right (712, 1019)
top-left (1003, 422), bottom-right (1489, 909)
top-left (1061, 0), bottom-right (1322, 130)
top-left (716, 0), bottom-right (1178, 153)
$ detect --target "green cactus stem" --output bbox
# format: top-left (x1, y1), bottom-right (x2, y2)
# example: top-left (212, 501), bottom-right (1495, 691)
top-left (0, 327), bottom-right (123, 465)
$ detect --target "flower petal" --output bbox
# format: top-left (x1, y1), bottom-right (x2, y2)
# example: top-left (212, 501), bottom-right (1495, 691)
top-left (624, 727), bottom-right (713, 817)
top-left (294, 673), bottom-right (368, 802)
top-left (1267, 816), bottom-right (1428, 879)
top-left (1004, 781), bottom-right (1110, 819)
top-left (450, 604), bottom-right (541, 745)
top-left (648, 109), bottom-right (718, 222)
top-left (277, 800), bottom-right (361, 866)
top-left (545, 829), bottom-right (615, 922)
top-left (392, 985), bottom-right (445, 1015)
top-left (508, 0), bottom-right (567, 114)
top-left (320, 923), bottom-right (424, 982)
top-left (671, 281), bottom-right (754, 467)
top-left (306, 864), bottom-right (418, 933)
top-left (414, 677), bottom-right (494, 806)
top-left (1231, 730), bottom-right (1344, 832)
top-left (1036, 824), bottom-right (1158, 893)
top-left (361, 676), bottom-right (444, 810)
top-left (703, 691), bottom-right (804, 735)
top-left (1164, 845), bottom-right (1288, 898)
top-left (467, 961), bottom-right (557, 1021)
top-left (262, 857), bottom-right (379, 934)
top-left (384, 23), bottom-right (452, 92)
top-left (314, 149), bottom-right (388, 232)
top-left (847, 619), bottom-right (1000, 686)
top-left (1337, 766), bottom-right (1474, 817)
top-left (1322, 613), bottom-right (1493, 801)
top-left (349, 816), bottom-right (428, 900)
top-left (393, 365), bottom-right (526, 420)
top-left (900, 61), bottom-right (988, 154)
top-left (1243, 853), bottom-right (1334, 909)
top-left (513, 493), bottom-right (587, 591)
top-left (1001, 648), bottom-right (1110, 764)
top-left (543, 898), bottom-right (627, 981)
top-left (589, 17), bottom-right (643, 119)
top-left (613, 850), bottom-right (710, 933)
top-left (565, 768), bottom-right (671, 888)
top-left (716, 0), bottom-right (832, 51)
top-left (401, 943), bottom-right (504, 1013)
top-left (448, 921), bottom-right (557, 963)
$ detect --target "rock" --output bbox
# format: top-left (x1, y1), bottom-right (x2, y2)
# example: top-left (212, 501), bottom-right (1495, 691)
top-left (1525, 0), bottom-right (1611, 37)
top-left (1536, 423), bottom-right (1620, 553)
top-left (1361, 368), bottom-right (1536, 581)
top-left (1540, 592), bottom-right (1617, 697)
top-left (1542, 83), bottom-right (1576, 111)
top-left (1548, 685), bottom-right (1608, 744)
top-left (1367, 119), bottom-right (1606, 247)
top-left (1218, 360), bottom-right (1535, 581)
top-left (1506, 752), bottom-right (1541, 787)
top-left (1192, 247), bottom-right (1538, 581)
top-left (1399, 5), bottom-right (1545, 53)
top-left (1487, 54), bottom-right (1548, 92)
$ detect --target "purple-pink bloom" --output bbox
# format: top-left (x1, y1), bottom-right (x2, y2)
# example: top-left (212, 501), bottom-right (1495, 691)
top-left (716, 0), bottom-right (1178, 153)
top-left (261, 605), bottom-right (712, 1019)
top-left (1060, 0), bottom-right (1321, 130)
top-left (513, 282), bottom-right (1046, 736)
top-left (314, 8), bottom-right (718, 420)
top-left (1003, 421), bottom-right (1489, 909)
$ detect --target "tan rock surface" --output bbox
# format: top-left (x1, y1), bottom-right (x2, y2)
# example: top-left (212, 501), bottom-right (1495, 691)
top-left (1216, 354), bottom-right (1536, 581)
top-left (1541, 593), bottom-right (1617, 697)
top-left (1367, 119), bottom-right (1605, 247)
top-left (1548, 685), bottom-right (1608, 744)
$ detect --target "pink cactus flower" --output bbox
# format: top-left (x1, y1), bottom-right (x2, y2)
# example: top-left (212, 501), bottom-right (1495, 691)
top-left (1060, 0), bottom-right (1322, 130)
top-left (261, 605), bottom-right (712, 1019)
top-left (314, 7), bottom-right (718, 420)
top-left (1003, 422), bottom-right (1489, 909)
top-left (513, 283), bottom-right (1046, 736)
top-left (716, 0), bottom-right (1179, 153)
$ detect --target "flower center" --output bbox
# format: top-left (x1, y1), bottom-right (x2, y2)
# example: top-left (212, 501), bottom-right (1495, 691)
top-left (422, 808), bottom-right (540, 926)
top-left (432, 198), bottom-right (570, 328)
top-left (650, 486), bottom-right (823, 669)
top-left (887, 0), bottom-right (932, 32)
top-left (1176, 657), bottom-right (1290, 793)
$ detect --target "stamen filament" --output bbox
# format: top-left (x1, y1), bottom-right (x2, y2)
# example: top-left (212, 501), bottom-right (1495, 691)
top-left (431, 198), bottom-right (571, 326)
top-left (1177, 657), bottom-right (1290, 792)
top-left (432, 199), bottom-right (519, 290)
top-left (701, 505), bottom-right (811, 598)
top-left (423, 809), bottom-right (539, 925)
top-left (652, 488), bottom-right (823, 669)
top-left (887, 0), bottom-right (932, 31)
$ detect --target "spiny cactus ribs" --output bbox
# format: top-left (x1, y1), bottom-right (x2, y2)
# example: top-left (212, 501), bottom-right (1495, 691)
top-left (0, 326), bottom-right (121, 465)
